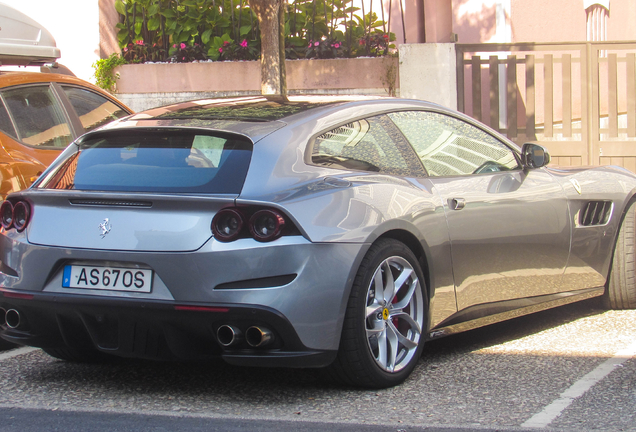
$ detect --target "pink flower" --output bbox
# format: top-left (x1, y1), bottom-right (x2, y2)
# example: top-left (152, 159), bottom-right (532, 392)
top-left (218, 47), bottom-right (223, 53)
top-left (180, 43), bottom-right (186, 49)
top-left (135, 40), bottom-right (144, 45)
top-left (173, 44), bottom-right (177, 48)
top-left (332, 43), bottom-right (340, 48)
top-left (383, 34), bottom-right (389, 39)
top-left (314, 41), bottom-right (319, 46)
top-left (123, 47), bottom-right (128, 52)
top-left (240, 39), bottom-right (248, 48)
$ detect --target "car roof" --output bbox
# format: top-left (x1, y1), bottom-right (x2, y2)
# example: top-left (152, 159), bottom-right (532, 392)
top-left (102, 95), bottom-right (447, 142)
top-left (0, 70), bottom-right (102, 91)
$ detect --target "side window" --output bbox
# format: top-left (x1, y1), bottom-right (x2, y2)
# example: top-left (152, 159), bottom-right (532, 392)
top-left (2, 85), bottom-right (73, 148)
top-left (61, 86), bottom-right (129, 133)
top-left (388, 111), bottom-right (520, 176)
top-left (311, 114), bottom-right (418, 176)
top-left (0, 98), bottom-right (17, 139)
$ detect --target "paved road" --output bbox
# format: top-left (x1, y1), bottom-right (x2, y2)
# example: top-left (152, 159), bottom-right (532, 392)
top-left (0, 298), bottom-right (635, 431)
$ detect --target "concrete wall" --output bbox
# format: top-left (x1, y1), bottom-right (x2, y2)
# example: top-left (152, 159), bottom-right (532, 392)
top-left (398, 43), bottom-right (457, 110)
top-left (114, 57), bottom-right (400, 112)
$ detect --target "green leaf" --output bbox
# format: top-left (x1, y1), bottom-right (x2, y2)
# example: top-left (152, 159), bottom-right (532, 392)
top-left (239, 25), bottom-right (252, 36)
top-left (117, 30), bottom-right (129, 43)
top-left (147, 16), bottom-right (160, 31)
top-left (134, 21), bottom-right (142, 35)
top-left (148, 4), bottom-right (159, 16)
top-left (115, 22), bottom-right (127, 30)
top-left (201, 28), bottom-right (213, 44)
top-left (207, 47), bottom-right (221, 61)
top-left (114, 0), bottom-right (126, 15)
top-left (161, 9), bottom-right (176, 18)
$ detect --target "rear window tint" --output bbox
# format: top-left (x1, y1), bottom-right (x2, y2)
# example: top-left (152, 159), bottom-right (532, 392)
top-left (37, 130), bottom-right (252, 194)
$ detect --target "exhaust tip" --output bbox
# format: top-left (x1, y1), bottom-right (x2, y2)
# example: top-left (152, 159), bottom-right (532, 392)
top-left (5, 309), bottom-right (21, 329)
top-left (245, 326), bottom-right (274, 348)
top-left (216, 325), bottom-right (242, 347)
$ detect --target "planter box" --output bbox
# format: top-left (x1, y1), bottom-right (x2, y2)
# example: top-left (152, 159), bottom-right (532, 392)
top-left (114, 57), bottom-right (399, 111)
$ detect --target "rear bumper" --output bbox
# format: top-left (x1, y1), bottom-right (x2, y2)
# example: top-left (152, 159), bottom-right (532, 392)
top-left (0, 233), bottom-right (368, 352)
top-left (0, 290), bottom-right (337, 368)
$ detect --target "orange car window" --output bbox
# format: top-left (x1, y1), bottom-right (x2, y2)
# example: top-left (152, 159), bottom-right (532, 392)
top-left (2, 85), bottom-right (73, 148)
top-left (61, 86), bottom-right (128, 133)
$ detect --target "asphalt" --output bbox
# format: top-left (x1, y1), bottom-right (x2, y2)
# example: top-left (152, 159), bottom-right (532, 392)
top-left (0, 298), bottom-right (634, 431)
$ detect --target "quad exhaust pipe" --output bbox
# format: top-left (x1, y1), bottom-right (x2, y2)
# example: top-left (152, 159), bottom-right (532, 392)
top-left (245, 326), bottom-right (273, 348)
top-left (216, 324), bottom-right (274, 348)
top-left (216, 325), bottom-right (243, 347)
top-left (4, 309), bottom-right (21, 329)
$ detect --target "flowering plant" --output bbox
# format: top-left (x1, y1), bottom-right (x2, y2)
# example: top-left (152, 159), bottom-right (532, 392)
top-left (305, 37), bottom-right (345, 59)
top-left (122, 40), bottom-right (166, 63)
top-left (209, 35), bottom-right (259, 61)
top-left (356, 32), bottom-right (394, 57)
top-left (169, 42), bottom-right (207, 63)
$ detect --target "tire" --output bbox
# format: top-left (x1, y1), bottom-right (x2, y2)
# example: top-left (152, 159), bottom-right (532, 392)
top-left (43, 347), bottom-right (116, 363)
top-left (605, 201), bottom-right (636, 309)
top-left (329, 238), bottom-right (428, 388)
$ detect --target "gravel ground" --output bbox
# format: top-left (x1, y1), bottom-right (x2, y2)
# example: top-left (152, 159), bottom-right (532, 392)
top-left (0, 298), bottom-right (635, 431)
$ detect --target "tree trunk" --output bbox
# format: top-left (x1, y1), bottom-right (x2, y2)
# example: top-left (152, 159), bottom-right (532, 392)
top-left (249, 0), bottom-right (287, 100)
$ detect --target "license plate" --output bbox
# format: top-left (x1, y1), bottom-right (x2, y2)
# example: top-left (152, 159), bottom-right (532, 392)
top-left (62, 265), bottom-right (153, 293)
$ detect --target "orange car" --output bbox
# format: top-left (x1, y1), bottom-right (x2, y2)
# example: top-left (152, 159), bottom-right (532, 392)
top-left (0, 70), bottom-right (132, 199)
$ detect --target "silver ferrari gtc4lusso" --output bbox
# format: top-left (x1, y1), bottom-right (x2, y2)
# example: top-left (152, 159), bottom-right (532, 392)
top-left (1, 96), bottom-right (635, 388)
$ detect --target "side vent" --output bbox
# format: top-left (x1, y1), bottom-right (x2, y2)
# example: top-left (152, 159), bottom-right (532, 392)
top-left (580, 201), bottom-right (612, 226)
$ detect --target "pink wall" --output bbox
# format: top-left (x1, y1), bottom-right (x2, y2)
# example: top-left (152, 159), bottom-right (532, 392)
top-left (510, 0), bottom-right (587, 42)
top-left (607, 1), bottom-right (636, 40)
top-left (424, 0), bottom-right (453, 43)
top-left (451, 0), bottom-right (497, 44)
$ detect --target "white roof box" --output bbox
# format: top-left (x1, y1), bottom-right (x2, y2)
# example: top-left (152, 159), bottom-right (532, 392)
top-left (0, 2), bottom-right (60, 66)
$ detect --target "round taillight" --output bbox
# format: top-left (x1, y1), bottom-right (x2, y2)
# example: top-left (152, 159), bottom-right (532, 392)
top-left (249, 209), bottom-right (285, 242)
top-left (0, 201), bottom-right (13, 230)
top-left (13, 201), bottom-right (30, 232)
top-left (212, 208), bottom-right (244, 242)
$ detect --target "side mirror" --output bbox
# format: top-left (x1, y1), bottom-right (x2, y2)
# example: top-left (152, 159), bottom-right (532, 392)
top-left (522, 143), bottom-right (551, 169)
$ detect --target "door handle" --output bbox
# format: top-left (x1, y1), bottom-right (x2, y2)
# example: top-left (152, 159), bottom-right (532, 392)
top-left (448, 198), bottom-right (466, 210)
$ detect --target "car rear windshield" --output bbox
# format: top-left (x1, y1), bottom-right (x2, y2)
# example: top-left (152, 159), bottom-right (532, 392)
top-left (37, 129), bottom-right (253, 194)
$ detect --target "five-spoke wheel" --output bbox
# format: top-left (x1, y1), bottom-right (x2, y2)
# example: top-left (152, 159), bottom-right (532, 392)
top-left (329, 238), bottom-right (427, 388)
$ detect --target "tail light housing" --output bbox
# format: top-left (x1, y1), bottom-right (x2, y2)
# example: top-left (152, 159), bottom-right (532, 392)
top-left (0, 200), bottom-right (31, 232)
top-left (211, 208), bottom-right (244, 242)
top-left (212, 206), bottom-right (295, 242)
top-left (249, 209), bottom-right (286, 242)
top-left (0, 201), bottom-right (13, 230)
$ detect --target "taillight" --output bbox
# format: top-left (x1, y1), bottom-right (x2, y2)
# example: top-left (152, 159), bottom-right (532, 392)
top-left (0, 200), bottom-right (31, 232)
top-left (211, 208), bottom-right (244, 242)
top-left (212, 206), bottom-right (294, 242)
top-left (0, 201), bottom-right (13, 230)
top-left (13, 202), bottom-right (30, 232)
top-left (249, 209), bottom-right (285, 242)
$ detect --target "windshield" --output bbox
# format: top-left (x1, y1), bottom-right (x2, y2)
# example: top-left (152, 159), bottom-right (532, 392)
top-left (36, 129), bottom-right (253, 194)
